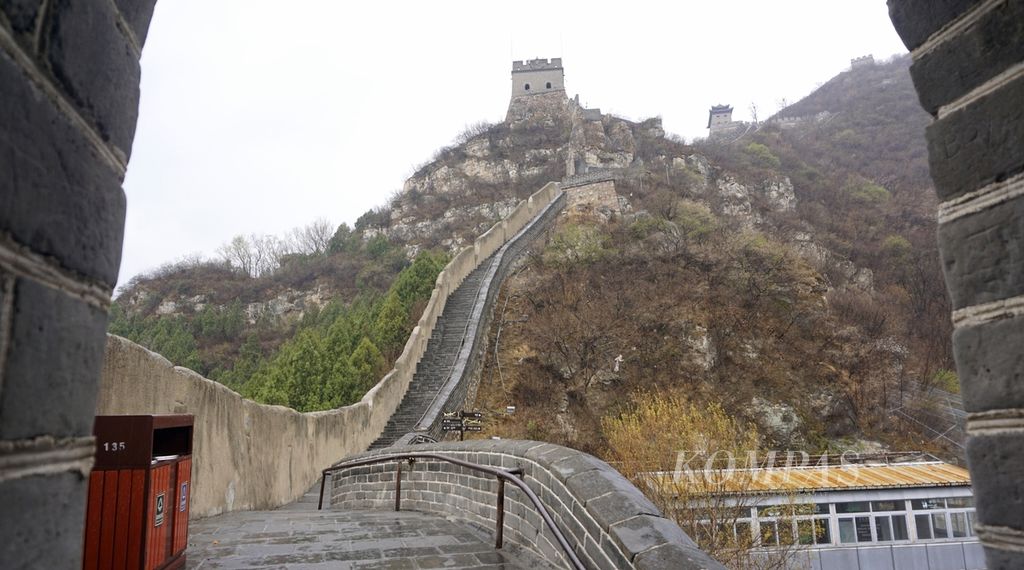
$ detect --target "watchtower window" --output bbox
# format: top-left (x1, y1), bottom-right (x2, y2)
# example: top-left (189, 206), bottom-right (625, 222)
top-left (524, 83), bottom-right (530, 91)
top-left (546, 82), bottom-right (552, 89)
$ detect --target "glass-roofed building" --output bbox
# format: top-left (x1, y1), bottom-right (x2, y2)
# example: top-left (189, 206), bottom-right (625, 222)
top-left (661, 454), bottom-right (982, 570)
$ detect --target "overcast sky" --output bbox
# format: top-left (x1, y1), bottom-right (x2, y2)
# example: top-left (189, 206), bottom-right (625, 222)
top-left (119, 0), bottom-right (908, 288)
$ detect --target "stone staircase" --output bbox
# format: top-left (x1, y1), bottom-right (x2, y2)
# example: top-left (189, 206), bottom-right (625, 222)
top-left (368, 258), bottom-right (494, 449)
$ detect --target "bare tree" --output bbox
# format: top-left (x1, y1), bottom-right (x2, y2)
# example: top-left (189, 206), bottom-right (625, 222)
top-left (217, 233), bottom-right (288, 277)
top-left (454, 120), bottom-right (495, 145)
top-left (286, 218), bottom-right (333, 255)
top-left (748, 102), bottom-right (759, 125)
top-left (218, 235), bottom-right (255, 277)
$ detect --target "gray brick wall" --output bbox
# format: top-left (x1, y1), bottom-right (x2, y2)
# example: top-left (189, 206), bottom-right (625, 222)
top-left (0, 0), bottom-right (155, 565)
top-left (415, 192), bottom-right (566, 443)
top-left (888, 2), bottom-right (1024, 568)
top-left (328, 440), bottom-right (724, 570)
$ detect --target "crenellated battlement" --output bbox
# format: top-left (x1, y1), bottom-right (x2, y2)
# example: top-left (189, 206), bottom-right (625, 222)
top-left (850, 54), bottom-right (875, 68)
top-left (509, 57), bottom-right (566, 100)
top-left (512, 57), bottom-right (563, 73)
top-left (707, 104), bottom-right (734, 130)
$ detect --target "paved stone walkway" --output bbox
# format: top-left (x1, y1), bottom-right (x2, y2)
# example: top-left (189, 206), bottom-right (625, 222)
top-left (186, 507), bottom-right (550, 569)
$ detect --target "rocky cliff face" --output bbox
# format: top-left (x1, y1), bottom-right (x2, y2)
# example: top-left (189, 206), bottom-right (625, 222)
top-left (115, 80), bottom-right (878, 356)
top-left (113, 60), bottom-right (942, 458)
top-left (125, 282), bottom-right (332, 326)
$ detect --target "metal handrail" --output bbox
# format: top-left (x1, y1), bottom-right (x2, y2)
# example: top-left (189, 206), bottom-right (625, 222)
top-left (319, 452), bottom-right (586, 570)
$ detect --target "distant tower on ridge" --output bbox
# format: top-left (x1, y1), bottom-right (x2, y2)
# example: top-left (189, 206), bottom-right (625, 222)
top-left (850, 54), bottom-right (875, 69)
top-left (510, 58), bottom-right (565, 99)
top-left (707, 104), bottom-right (734, 132)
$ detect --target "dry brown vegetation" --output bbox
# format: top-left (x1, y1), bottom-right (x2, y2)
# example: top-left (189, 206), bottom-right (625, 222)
top-left (604, 392), bottom-right (809, 569)
top-left (474, 56), bottom-right (957, 459)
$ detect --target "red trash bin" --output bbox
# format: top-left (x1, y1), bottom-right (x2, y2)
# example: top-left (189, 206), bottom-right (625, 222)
top-left (82, 415), bottom-right (193, 570)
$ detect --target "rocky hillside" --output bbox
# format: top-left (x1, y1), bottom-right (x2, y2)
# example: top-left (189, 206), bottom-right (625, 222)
top-left (112, 55), bottom-right (960, 457)
top-left (464, 56), bottom-right (960, 460)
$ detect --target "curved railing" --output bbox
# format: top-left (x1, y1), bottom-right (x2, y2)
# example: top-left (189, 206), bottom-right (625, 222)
top-left (319, 452), bottom-right (586, 570)
top-left (324, 440), bottom-right (726, 570)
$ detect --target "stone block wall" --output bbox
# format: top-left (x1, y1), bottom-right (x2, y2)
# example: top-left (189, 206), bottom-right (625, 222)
top-left (564, 179), bottom-right (622, 222)
top-left (511, 58), bottom-right (565, 99)
top-left (98, 182), bottom-right (564, 518)
top-left (887, 1), bottom-right (1024, 568)
top-left (0, 1), bottom-right (157, 566)
top-left (329, 440), bottom-right (724, 570)
top-left (413, 191), bottom-right (566, 440)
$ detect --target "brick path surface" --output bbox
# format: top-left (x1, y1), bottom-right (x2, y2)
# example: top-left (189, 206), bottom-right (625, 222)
top-left (186, 506), bottom-right (551, 569)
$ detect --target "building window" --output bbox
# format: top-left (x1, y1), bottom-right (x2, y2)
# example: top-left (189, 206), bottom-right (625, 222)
top-left (796, 519), bottom-right (831, 545)
top-left (546, 82), bottom-right (552, 89)
top-left (756, 504), bottom-right (827, 547)
top-left (951, 512), bottom-right (970, 538)
top-left (911, 497), bottom-right (975, 541)
top-left (836, 502), bottom-right (870, 513)
top-left (875, 515), bottom-right (909, 541)
top-left (838, 516), bottom-right (872, 544)
top-left (524, 83), bottom-right (530, 91)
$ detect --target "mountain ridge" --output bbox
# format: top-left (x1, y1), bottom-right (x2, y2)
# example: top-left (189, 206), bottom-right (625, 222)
top-left (111, 55), bottom-right (958, 458)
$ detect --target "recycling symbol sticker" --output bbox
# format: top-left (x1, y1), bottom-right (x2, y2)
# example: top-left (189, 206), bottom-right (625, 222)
top-left (155, 493), bottom-right (165, 527)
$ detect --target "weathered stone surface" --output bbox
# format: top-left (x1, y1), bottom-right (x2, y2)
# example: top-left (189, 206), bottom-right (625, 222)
top-left (926, 72), bottom-right (1024, 202)
top-left (0, 472), bottom-right (88, 567)
top-left (938, 194), bottom-right (1024, 310)
top-left (0, 278), bottom-right (107, 439)
top-left (609, 514), bottom-right (698, 558)
top-left (953, 315), bottom-right (1024, 412)
top-left (331, 441), bottom-right (726, 569)
top-left (112, 0), bottom-right (157, 48)
top-left (566, 469), bottom-right (643, 509)
top-left (887, 0), bottom-right (982, 51)
top-left (984, 547), bottom-right (1024, 570)
top-left (965, 432), bottom-right (1024, 529)
top-left (0, 270), bottom-right (7, 328)
top-left (890, 1), bottom-right (1024, 567)
top-left (0, 49), bottom-right (127, 286)
top-left (911, 0), bottom-right (1024, 114)
top-left (546, 451), bottom-right (609, 483)
top-left (633, 542), bottom-right (724, 570)
top-left (522, 442), bottom-right (575, 466)
top-left (187, 508), bottom-right (550, 568)
top-left (598, 532), bottom-right (632, 568)
top-left (0, 0), bottom-right (43, 48)
top-left (43, 0), bottom-right (141, 159)
top-left (585, 487), bottom-right (660, 531)
top-left (564, 180), bottom-right (621, 222)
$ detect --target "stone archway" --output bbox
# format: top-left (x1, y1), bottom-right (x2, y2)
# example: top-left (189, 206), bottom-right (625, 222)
top-left (0, 1), bottom-right (157, 565)
top-left (0, 1), bottom-right (1022, 567)
top-left (889, 1), bottom-right (1024, 567)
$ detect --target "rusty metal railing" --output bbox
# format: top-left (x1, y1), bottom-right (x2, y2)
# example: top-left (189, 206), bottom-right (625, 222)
top-left (319, 452), bottom-right (586, 570)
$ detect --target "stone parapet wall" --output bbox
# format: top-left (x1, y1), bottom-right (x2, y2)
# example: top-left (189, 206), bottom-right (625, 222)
top-left (562, 170), bottom-right (618, 189)
top-left (0, 1), bottom-right (158, 566)
top-left (329, 440), bottom-right (724, 570)
top-left (564, 180), bottom-right (621, 222)
top-left (97, 182), bottom-right (563, 518)
top-left (414, 191), bottom-right (566, 441)
top-left (888, 1), bottom-right (1024, 567)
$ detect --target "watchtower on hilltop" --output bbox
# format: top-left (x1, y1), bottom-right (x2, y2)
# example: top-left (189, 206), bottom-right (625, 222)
top-left (851, 54), bottom-right (875, 69)
top-left (511, 58), bottom-right (565, 98)
top-left (707, 104), bottom-right (734, 131)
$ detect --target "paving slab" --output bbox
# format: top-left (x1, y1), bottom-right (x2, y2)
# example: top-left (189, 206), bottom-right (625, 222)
top-left (187, 508), bottom-right (552, 569)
